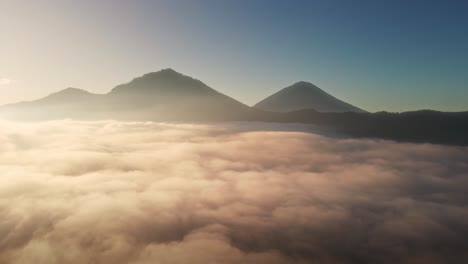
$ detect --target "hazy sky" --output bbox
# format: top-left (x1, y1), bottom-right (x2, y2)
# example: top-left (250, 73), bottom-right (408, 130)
top-left (1, 0), bottom-right (467, 112)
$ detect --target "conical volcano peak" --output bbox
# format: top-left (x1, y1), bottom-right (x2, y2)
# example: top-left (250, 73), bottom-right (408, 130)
top-left (36, 87), bottom-right (95, 104)
top-left (159, 68), bottom-right (179, 74)
top-left (254, 82), bottom-right (366, 113)
top-left (57, 87), bottom-right (88, 93)
top-left (109, 68), bottom-right (211, 95)
top-left (287, 81), bottom-right (325, 92)
top-left (292, 81), bottom-right (317, 87)
top-left (160, 68), bottom-right (177, 73)
top-left (47, 87), bottom-right (91, 98)
top-left (142, 68), bottom-right (183, 79)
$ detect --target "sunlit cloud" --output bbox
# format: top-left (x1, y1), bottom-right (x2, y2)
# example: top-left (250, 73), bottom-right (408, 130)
top-left (0, 120), bottom-right (467, 264)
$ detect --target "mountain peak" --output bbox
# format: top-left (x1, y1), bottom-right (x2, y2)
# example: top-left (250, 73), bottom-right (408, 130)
top-left (288, 81), bottom-right (324, 92)
top-left (37, 87), bottom-right (94, 103)
top-left (109, 68), bottom-right (211, 95)
top-left (254, 82), bottom-right (366, 113)
top-left (141, 68), bottom-right (183, 79)
top-left (292, 81), bottom-right (316, 86)
top-left (48, 87), bottom-right (91, 97)
top-left (159, 68), bottom-right (178, 74)
top-left (60, 87), bottom-right (89, 94)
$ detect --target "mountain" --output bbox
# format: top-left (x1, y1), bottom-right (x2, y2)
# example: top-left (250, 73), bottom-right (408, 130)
top-left (0, 69), bottom-right (254, 121)
top-left (254, 81), bottom-right (366, 113)
top-left (1, 69), bottom-right (467, 146)
top-left (105, 68), bottom-right (254, 120)
top-left (0, 87), bottom-right (107, 120)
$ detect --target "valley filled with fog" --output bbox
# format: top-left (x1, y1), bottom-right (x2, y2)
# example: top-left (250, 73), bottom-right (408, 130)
top-left (1, 120), bottom-right (467, 264)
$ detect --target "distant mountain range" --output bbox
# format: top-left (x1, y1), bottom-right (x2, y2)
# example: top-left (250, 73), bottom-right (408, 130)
top-left (1, 69), bottom-right (467, 146)
top-left (1, 69), bottom-right (255, 121)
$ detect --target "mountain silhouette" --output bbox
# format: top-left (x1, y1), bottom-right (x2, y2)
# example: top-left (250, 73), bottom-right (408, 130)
top-left (110, 68), bottom-right (216, 96)
top-left (39, 87), bottom-right (96, 102)
top-left (1, 69), bottom-right (467, 146)
top-left (254, 81), bottom-right (366, 113)
top-left (106, 68), bottom-right (253, 120)
top-left (0, 69), bottom-right (253, 121)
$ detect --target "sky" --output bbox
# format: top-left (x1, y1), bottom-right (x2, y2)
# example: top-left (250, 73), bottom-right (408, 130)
top-left (0, 0), bottom-right (467, 112)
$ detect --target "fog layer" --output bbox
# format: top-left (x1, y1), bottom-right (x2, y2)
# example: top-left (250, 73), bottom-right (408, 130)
top-left (1, 121), bottom-right (467, 264)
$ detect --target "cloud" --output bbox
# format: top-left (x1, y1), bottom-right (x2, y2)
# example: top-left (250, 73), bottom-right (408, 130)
top-left (0, 120), bottom-right (467, 264)
top-left (0, 78), bottom-right (12, 86)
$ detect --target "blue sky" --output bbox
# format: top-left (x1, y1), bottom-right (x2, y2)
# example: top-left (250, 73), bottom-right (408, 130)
top-left (1, 0), bottom-right (467, 111)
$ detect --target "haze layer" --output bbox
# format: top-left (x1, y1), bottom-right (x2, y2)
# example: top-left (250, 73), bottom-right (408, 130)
top-left (1, 121), bottom-right (467, 264)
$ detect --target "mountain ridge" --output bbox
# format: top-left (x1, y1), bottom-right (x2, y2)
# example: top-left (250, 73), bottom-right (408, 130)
top-left (0, 69), bottom-right (253, 121)
top-left (1, 69), bottom-right (467, 146)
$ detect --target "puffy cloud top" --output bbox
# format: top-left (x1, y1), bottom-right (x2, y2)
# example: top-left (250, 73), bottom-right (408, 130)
top-left (0, 120), bottom-right (467, 264)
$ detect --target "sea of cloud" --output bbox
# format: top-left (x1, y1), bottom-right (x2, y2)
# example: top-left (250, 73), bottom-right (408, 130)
top-left (0, 120), bottom-right (467, 264)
